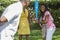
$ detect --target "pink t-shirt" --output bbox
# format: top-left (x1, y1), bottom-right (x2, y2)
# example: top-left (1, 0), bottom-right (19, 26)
top-left (43, 11), bottom-right (55, 28)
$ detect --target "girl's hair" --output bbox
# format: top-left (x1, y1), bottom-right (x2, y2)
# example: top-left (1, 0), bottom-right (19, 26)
top-left (40, 4), bottom-right (49, 17)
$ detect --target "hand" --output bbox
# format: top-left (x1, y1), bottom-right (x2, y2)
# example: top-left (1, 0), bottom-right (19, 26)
top-left (39, 23), bottom-right (42, 28)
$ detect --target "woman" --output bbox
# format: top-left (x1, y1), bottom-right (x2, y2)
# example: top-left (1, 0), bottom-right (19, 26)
top-left (18, 0), bottom-right (30, 40)
top-left (39, 4), bottom-right (56, 40)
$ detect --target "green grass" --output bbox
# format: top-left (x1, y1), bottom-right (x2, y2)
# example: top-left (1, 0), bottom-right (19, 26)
top-left (14, 29), bottom-right (60, 40)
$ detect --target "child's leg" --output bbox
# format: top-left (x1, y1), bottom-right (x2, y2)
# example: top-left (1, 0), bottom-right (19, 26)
top-left (42, 24), bottom-right (46, 40)
top-left (19, 35), bottom-right (22, 40)
top-left (43, 37), bottom-right (46, 40)
top-left (43, 30), bottom-right (46, 40)
top-left (26, 35), bottom-right (29, 40)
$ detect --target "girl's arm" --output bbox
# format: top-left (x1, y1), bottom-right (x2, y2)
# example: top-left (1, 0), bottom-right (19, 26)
top-left (38, 14), bottom-right (49, 28)
top-left (39, 15), bottom-right (49, 24)
top-left (38, 18), bottom-right (42, 28)
top-left (43, 15), bottom-right (49, 23)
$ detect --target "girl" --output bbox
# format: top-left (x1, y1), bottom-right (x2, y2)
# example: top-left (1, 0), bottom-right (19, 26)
top-left (18, 8), bottom-right (30, 40)
top-left (18, 0), bottom-right (30, 40)
top-left (39, 4), bottom-right (56, 40)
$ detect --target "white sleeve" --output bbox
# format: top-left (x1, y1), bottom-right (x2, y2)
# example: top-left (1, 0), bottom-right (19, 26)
top-left (2, 4), bottom-right (23, 22)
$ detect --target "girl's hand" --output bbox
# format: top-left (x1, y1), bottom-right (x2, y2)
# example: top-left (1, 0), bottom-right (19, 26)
top-left (39, 23), bottom-right (42, 28)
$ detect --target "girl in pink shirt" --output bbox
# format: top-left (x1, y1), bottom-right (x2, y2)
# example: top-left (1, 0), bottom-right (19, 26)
top-left (39, 4), bottom-right (56, 40)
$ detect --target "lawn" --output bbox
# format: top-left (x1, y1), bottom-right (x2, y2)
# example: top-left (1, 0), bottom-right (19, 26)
top-left (14, 29), bottom-right (60, 40)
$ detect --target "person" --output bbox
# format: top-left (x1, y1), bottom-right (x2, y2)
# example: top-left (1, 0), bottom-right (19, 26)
top-left (18, 0), bottom-right (30, 40)
top-left (0, 0), bottom-right (29, 40)
top-left (39, 4), bottom-right (56, 40)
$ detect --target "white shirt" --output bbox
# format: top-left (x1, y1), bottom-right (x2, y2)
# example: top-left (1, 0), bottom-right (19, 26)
top-left (0, 2), bottom-right (23, 35)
